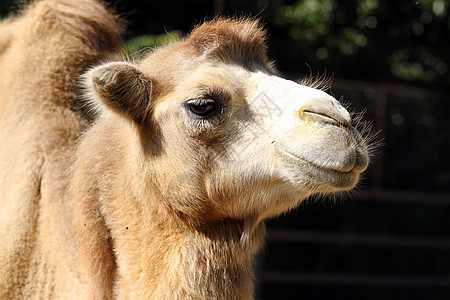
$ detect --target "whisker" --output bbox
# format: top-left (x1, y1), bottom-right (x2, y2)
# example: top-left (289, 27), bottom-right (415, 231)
top-left (298, 71), bottom-right (334, 92)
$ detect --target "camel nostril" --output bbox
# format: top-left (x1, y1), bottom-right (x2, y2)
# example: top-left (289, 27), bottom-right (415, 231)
top-left (298, 97), bottom-right (351, 126)
top-left (302, 110), bottom-right (341, 126)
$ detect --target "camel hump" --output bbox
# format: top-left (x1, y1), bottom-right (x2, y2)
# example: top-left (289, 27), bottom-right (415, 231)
top-left (23, 0), bottom-right (122, 51)
top-left (0, 0), bottom-right (123, 113)
top-left (1, 0), bottom-right (122, 52)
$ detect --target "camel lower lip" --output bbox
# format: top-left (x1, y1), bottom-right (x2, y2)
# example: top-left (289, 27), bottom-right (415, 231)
top-left (275, 146), bottom-right (354, 175)
top-left (275, 146), bottom-right (360, 189)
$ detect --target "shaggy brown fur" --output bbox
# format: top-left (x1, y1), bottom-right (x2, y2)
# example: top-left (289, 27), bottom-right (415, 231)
top-left (0, 0), bottom-right (121, 298)
top-left (0, 1), bottom-right (368, 299)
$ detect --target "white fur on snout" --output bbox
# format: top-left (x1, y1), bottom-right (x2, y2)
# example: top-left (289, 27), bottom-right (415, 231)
top-left (249, 72), bottom-right (350, 125)
top-left (247, 72), bottom-right (351, 141)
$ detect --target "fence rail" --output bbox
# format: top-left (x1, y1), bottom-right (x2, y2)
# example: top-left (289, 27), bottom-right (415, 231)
top-left (356, 190), bottom-right (450, 205)
top-left (259, 272), bottom-right (450, 288)
top-left (268, 229), bottom-right (450, 250)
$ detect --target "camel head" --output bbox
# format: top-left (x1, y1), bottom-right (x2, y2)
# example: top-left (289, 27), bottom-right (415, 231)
top-left (84, 18), bottom-right (370, 226)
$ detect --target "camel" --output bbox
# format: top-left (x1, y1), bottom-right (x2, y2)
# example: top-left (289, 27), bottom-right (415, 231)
top-left (0, 0), bottom-right (370, 299)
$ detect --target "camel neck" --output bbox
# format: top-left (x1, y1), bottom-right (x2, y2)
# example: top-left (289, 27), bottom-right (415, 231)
top-left (114, 216), bottom-right (266, 299)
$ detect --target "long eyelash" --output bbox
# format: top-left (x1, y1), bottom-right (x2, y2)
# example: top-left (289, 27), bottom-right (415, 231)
top-left (198, 86), bottom-right (232, 104)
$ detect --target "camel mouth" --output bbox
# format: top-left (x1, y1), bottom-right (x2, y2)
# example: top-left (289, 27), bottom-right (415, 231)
top-left (274, 146), bottom-right (361, 190)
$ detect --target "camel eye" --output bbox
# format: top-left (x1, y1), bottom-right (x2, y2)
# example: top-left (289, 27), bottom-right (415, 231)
top-left (187, 99), bottom-right (216, 117)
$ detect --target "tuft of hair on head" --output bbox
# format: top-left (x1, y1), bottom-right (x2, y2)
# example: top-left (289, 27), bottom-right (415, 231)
top-left (186, 17), bottom-right (270, 67)
top-left (82, 61), bottom-right (153, 124)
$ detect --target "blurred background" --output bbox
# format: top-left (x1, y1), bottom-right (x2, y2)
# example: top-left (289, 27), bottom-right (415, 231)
top-left (1, 0), bottom-right (449, 299)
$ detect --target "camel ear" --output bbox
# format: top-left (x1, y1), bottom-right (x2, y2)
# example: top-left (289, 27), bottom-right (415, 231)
top-left (86, 62), bottom-right (152, 123)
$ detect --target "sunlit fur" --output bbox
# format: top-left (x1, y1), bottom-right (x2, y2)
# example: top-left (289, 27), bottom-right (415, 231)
top-left (0, 1), bottom-right (372, 299)
top-left (0, 0), bottom-right (121, 298)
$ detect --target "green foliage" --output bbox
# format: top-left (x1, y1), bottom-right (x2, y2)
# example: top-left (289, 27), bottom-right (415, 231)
top-left (275, 0), bottom-right (379, 57)
top-left (281, 0), bottom-right (335, 38)
top-left (385, 0), bottom-right (449, 83)
top-left (268, 0), bottom-right (449, 88)
top-left (125, 31), bottom-right (183, 57)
